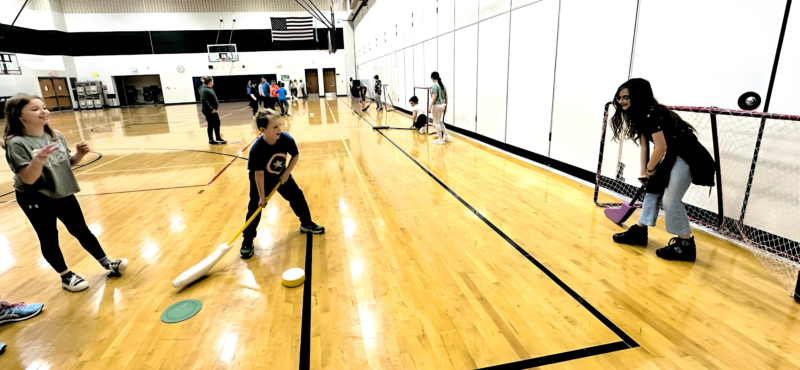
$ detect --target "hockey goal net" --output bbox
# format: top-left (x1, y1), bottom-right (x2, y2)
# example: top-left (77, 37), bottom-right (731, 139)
top-left (594, 102), bottom-right (800, 299)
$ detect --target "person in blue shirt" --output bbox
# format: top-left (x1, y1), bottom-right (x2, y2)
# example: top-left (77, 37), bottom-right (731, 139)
top-left (277, 82), bottom-right (290, 116)
top-left (240, 108), bottom-right (325, 258)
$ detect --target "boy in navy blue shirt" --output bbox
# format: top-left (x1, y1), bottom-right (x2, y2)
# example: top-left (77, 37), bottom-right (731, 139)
top-left (241, 109), bottom-right (324, 258)
top-left (277, 83), bottom-right (290, 116)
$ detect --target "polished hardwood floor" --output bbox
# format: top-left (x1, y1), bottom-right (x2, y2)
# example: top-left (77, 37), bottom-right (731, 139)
top-left (0, 96), bottom-right (798, 369)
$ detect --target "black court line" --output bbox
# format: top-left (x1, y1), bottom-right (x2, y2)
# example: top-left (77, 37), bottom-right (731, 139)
top-left (97, 147), bottom-right (247, 160)
top-left (340, 98), bottom-right (639, 368)
top-left (299, 232), bottom-right (314, 370)
top-left (0, 151), bottom-right (104, 198)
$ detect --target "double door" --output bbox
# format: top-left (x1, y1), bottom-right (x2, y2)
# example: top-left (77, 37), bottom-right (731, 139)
top-left (39, 78), bottom-right (72, 111)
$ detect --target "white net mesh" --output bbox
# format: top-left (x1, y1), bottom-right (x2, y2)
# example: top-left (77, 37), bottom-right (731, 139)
top-left (595, 103), bottom-right (800, 297)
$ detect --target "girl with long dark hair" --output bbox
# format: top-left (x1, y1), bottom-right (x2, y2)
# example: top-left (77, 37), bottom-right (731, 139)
top-left (429, 72), bottom-right (449, 144)
top-left (3, 94), bottom-right (128, 292)
top-left (610, 78), bottom-right (715, 261)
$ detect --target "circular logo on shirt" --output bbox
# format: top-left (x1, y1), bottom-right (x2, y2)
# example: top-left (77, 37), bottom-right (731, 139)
top-left (267, 153), bottom-right (288, 175)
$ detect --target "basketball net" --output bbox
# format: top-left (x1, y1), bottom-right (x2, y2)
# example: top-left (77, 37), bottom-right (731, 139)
top-left (330, 0), bottom-right (343, 12)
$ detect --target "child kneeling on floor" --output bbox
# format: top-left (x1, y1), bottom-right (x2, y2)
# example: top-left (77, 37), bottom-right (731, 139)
top-left (240, 108), bottom-right (325, 259)
top-left (409, 96), bottom-right (432, 135)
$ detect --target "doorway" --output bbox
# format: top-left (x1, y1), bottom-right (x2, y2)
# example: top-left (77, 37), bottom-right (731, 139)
top-left (113, 75), bottom-right (163, 106)
top-left (38, 77), bottom-right (72, 111)
top-left (305, 69), bottom-right (319, 95)
top-left (322, 68), bottom-right (336, 94)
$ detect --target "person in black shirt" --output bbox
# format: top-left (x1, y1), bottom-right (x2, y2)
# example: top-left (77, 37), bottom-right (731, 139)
top-left (240, 108), bottom-right (325, 258)
top-left (373, 75), bottom-right (384, 111)
top-left (609, 78), bottom-right (715, 262)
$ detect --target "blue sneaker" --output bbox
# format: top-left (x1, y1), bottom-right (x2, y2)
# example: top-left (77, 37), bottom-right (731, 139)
top-left (0, 301), bottom-right (44, 325)
top-left (0, 342), bottom-right (5, 355)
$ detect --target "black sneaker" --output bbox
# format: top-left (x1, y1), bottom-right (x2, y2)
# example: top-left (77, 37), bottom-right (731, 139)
top-left (209, 141), bottom-right (221, 145)
top-left (240, 238), bottom-right (255, 259)
top-left (656, 237), bottom-right (697, 262)
top-left (216, 139), bottom-right (228, 144)
top-left (612, 224), bottom-right (648, 246)
top-left (104, 258), bottom-right (128, 277)
top-left (61, 272), bottom-right (89, 292)
top-left (300, 223), bottom-right (325, 234)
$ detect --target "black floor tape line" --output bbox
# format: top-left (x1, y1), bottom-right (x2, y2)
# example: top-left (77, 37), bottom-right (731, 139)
top-left (341, 99), bottom-right (640, 368)
top-left (1, 151), bottom-right (104, 198)
top-left (299, 232), bottom-right (313, 370)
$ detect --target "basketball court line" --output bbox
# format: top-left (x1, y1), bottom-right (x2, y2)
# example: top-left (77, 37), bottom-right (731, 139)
top-left (75, 184), bottom-right (205, 197)
top-left (299, 232), bottom-right (314, 370)
top-left (203, 137), bottom-right (258, 188)
top-left (339, 97), bottom-right (640, 368)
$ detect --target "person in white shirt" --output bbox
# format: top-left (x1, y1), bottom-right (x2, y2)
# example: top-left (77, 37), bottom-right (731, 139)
top-left (409, 96), bottom-right (430, 134)
top-left (290, 80), bottom-right (298, 100)
top-left (298, 80), bottom-right (306, 98)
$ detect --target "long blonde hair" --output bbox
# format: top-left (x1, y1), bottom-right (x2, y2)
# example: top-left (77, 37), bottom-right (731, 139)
top-left (2, 94), bottom-right (59, 149)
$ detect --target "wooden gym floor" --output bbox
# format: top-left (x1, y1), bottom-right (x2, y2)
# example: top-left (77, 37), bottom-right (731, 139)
top-left (0, 96), bottom-right (798, 370)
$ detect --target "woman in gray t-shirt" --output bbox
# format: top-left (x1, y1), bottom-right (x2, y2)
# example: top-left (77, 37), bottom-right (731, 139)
top-left (2, 94), bottom-right (128, 292)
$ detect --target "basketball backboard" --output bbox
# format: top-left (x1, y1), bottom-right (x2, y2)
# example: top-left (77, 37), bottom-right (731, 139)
top-left (0, 52), bottom-right (21, 75)
top-left (207, 44), bottom-right (239, 63)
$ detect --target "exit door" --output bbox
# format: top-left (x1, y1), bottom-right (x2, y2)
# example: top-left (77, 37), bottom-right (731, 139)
top-left (38, 77), bottom-right (72, 111)
top-left (323, 68), bottom-right (336, 94)
top-left (305, 69), bottom-right (319, 95)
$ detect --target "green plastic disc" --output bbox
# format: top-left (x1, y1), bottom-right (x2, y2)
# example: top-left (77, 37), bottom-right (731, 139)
top-left (161, 299), bottom-right (202, 323)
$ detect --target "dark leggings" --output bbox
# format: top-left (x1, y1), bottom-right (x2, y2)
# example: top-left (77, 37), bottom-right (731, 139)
top-left (414, 114), bottom-right (427, 129)
top-left (203, 110), bottom-right (222, 141)
top-left (243, 174), bottom-right (312, 239)
top-left (16, 191), bottom-right (107, 273)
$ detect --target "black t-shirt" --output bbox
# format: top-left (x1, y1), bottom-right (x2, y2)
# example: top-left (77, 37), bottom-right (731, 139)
top-left (642, 106), bottom-right (696, 148)
top-left (247, 133), bottom-right (299, 177)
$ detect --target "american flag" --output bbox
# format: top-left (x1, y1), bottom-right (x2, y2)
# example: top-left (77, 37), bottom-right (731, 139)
top-left (271, 17), bottom-right (316, 42)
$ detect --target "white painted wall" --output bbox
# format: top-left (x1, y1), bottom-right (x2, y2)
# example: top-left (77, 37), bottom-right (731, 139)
top-left (505, 0), bottom-right (559, 156)
top-left (631, 0), bottom-right (785, 109)
top-left (770, 2), bottom-right (800, 115)
top-left (549, 0), bottom-right (638, 172)
top-left (475, 13), bottom-right (510, 142)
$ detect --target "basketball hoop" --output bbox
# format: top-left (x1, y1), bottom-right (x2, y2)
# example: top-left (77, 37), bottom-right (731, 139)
top-left (329, 0), bottom-right (343, 12)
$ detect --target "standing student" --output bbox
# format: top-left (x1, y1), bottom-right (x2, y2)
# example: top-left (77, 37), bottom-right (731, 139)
top-left (199, 76), bottom-right (227, 145)
top-left (277, 83), bottom-right (290, 116)
top-left (290, 80), bottom-right (298, 100)
top-left (610, 78), bottom-right (715, 261)
top-left (240, 108), bottom-right (325, 259)
top-left (258, 77), bottom-right (268, 108)
top-left (373, 75), bottom-right (384, 111)
top-left (248, 80), bottom-right (259, 116)
top-left (268, 81), bottom-right (279, 109)
top-left (428, 71), bottom-right (449, 144)
top-left (298, 80), bottom-right (306, 98)
top-left (409, 96), bottom-right (428, 134)
top-left (2, 94), bottom-right (128, 292)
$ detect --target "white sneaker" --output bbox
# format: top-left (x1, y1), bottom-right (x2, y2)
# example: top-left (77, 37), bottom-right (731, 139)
top-left (433, 139), bottom-right (445, 144)
top-left (61, 273), bottom-right (89, 292)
